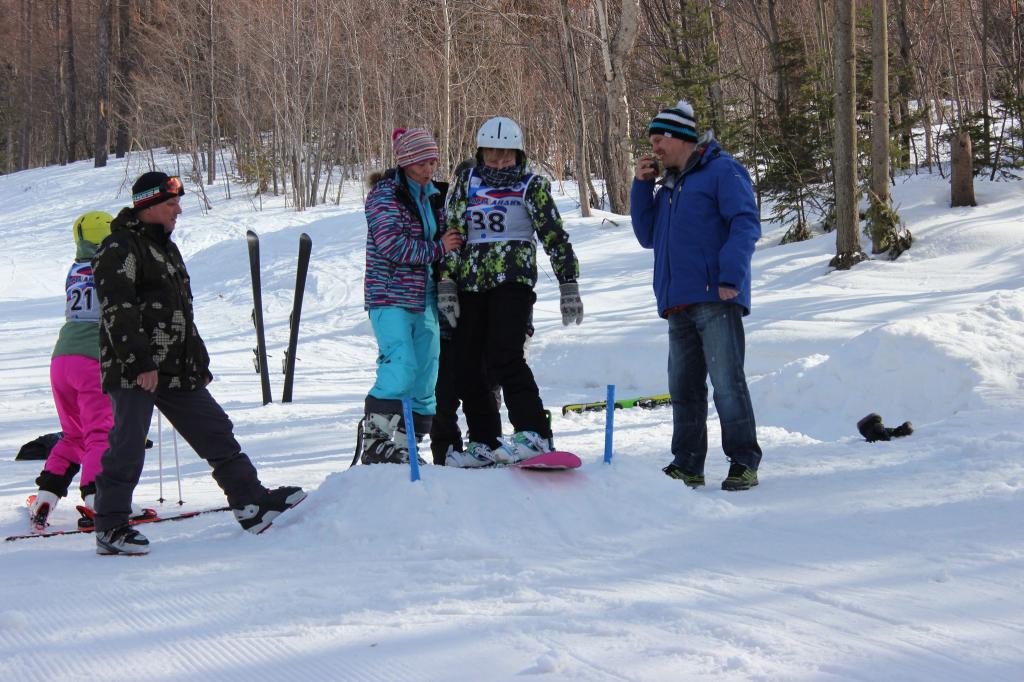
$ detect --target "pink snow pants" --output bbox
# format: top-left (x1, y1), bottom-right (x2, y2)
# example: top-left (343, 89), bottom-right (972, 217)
top-left (45, 355), bottom-right (113, 489)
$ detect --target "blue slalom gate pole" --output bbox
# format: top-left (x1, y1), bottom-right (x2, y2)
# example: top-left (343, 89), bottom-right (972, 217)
top-left (402, 398), bottom-right (421, 482)
top-left (604, 384), bottom-right (615, 464)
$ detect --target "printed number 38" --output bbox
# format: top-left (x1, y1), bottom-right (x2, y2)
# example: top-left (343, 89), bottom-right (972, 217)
top-left (469, 211), bottom-right (506, 233)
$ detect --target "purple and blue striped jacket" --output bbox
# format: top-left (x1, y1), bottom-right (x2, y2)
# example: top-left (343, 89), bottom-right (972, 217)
top-left (363, 169), bottom-right (448, 312)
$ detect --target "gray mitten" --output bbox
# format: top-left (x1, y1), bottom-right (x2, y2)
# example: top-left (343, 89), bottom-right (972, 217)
top-left (559, 282), bottom-right (583, 326)
top-left (437, 279), bottom-right (460, 329)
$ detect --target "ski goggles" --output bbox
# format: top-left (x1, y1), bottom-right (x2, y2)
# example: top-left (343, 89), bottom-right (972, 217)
top-left (132, 176), bottom-right (185, 208)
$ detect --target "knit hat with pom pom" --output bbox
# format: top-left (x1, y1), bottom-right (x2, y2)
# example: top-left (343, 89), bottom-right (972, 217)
top-left (647, 100), bottom-right (698, 142)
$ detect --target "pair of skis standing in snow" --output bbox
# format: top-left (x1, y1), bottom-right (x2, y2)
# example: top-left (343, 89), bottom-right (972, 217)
top-left (356, 118), bottom-right (584, 472)
top-left (245, 230), bottom-right (311, 407)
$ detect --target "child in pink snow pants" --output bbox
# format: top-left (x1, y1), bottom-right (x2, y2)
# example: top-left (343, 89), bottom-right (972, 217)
top-left (29, 211), bottom-right (115, 532)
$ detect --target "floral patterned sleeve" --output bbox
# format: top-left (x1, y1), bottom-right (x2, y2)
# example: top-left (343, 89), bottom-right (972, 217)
top-left (440, 169), bottom-right (471, 281)
top-left (525, 175), bottom-right (579, 284)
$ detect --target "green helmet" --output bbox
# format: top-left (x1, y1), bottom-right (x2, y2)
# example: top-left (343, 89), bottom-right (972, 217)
top-left (72, 211), bottom-right (113, 246)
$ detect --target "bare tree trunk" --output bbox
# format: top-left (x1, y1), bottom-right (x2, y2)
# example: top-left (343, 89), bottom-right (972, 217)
top-left (114, 0), bottom-right (132, 158)
top-left (95, 0), bottom-right (112, 167)
top-left (206, 0), bottom-right (216, 185)
top-left (18, 0), bottom-right (34, 170)
top-left (830, 0), bottom-right (867, 270)
top-left (950, 131), bottom-right (977, 206)
top-left (66, 0), bottom-right (80, 160)
top-left (979, 0), bottom-right (992, 165)
top-left (868, 0), bottom-right (894, 254)
top-left (595, 0), bottom-right (641, 215)
top-left (870, 0), bottom-right (890, 207)
top-left (893, 0), bottom-right (914, 168)
top-left (559, 0), bottom-right (591, 218)
top-left (441, 0), bottom-right (454, 174)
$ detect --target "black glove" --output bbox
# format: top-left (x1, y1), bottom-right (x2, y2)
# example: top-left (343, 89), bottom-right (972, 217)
top-left (858, 413), bottom-right (914, 442)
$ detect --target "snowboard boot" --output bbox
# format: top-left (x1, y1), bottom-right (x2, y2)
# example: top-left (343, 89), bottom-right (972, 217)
top-left (29, 490), bottom-right (60, 533)
top-left (96, 525), bottom-right (150, 556)
top-left (360, 413), bottom-right (410, 464)
top-left (721, 463), bottom-right (759, 491)
top-left (232, 486), bottom-right (307, 534)
top-left (492, 431), bottom-right (551, 465)
top-left (445, 443), bottom-right (495, 468)
top-left (662, 463), bottom-right (705, 489)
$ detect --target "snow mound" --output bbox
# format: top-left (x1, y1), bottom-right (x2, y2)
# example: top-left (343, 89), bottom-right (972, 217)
top-left (752, 290), bottom-right (1024, 440)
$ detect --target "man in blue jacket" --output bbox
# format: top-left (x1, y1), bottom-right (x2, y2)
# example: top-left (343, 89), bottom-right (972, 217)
top-left (631, 100), bottom-right (763, 491)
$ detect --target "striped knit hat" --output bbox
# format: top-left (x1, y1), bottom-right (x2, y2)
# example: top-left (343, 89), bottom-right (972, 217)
top-left (392, 128), bottom-right (440, 168)
top-left (647, 100), bottom-right (698, 142)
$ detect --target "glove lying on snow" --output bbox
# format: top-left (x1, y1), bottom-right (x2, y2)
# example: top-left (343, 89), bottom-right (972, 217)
top-left (857, 413), bottom-right (914, 443)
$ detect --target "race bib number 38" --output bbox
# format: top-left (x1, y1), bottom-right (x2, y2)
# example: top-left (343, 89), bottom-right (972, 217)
top-left (65, 261), bottom-right (99, 322)
top-left (465, 172), bottom-right (537, 244)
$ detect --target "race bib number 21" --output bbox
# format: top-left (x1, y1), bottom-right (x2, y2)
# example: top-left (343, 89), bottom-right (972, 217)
top-left (65, 262), bottom-right (99, 322)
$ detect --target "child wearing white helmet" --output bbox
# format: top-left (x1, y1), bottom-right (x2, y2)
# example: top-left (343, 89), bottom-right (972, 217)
top-left (438, 116), bottom-right (583, 465)
top-left (29, 212), bottom-right (117, 532)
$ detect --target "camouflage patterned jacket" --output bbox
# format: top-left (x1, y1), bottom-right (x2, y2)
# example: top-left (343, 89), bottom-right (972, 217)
top-left (440, 165), bottom-right (579, 291)
top-left (93, 208), bottom-right (211, 392)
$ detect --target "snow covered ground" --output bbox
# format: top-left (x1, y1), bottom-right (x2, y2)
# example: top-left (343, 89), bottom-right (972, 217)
top-left (1, 154), bottom-right (1022, 681)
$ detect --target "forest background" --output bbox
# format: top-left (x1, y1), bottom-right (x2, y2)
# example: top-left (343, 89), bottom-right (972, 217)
top-left (1, 0), bottom-right (1022, 260)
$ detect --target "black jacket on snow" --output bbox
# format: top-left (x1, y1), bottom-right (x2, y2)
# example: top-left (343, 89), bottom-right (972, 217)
top-left (93, 207), bottom-right (211, 392)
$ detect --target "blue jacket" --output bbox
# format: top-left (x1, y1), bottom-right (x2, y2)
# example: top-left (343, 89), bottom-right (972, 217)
top-left (630, 139), bottom-right (760, 317)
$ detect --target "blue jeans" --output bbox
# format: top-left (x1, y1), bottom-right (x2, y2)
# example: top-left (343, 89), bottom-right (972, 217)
top-left (667, 302), bottom-right (762, 472)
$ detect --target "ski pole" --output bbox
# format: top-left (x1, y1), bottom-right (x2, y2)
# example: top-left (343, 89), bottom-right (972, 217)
top-left (604, 384), bottom-right (615, 464)
top-left (156, 412), bottom-right (165, 503)
top-left (402, 398), bottom-right (421, 482)
top-left (172, 426), bottom-right (184, 505)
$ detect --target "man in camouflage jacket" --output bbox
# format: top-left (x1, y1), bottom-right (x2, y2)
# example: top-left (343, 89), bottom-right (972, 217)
top-left (90, 172), bottom-right (304, 554)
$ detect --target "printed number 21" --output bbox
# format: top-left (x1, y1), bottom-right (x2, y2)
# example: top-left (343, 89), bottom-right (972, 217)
top-left (69, 288), bottom-right (93, 311)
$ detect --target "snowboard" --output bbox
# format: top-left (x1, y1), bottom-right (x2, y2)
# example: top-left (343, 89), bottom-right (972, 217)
top-left (512, 451), bottom-right (581, 470)
top-left (562, 393), bottom-right (671, 415)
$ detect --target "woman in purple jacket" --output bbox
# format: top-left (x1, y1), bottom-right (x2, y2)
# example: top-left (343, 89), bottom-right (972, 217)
top-left (359, 128), bottom-right (462, 464)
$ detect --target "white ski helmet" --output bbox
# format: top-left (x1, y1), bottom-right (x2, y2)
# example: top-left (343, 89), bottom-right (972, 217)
top-left (476, 116), bottom-right (524, 151)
